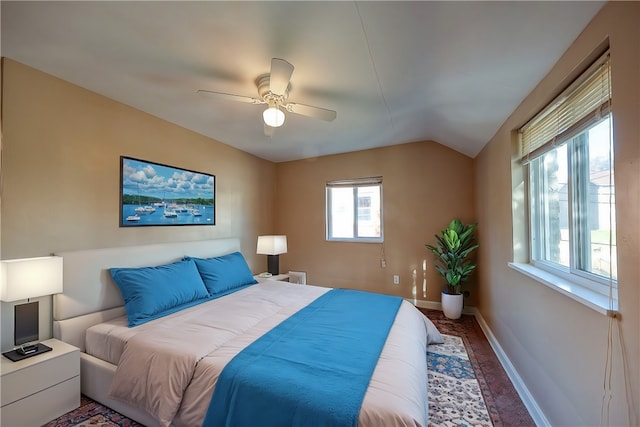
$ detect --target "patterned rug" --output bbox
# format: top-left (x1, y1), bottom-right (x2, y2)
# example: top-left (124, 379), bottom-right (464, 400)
top-left (46, 334), bottom-right (490, 427)
top-left (43, 397), bottom-right (143, 427)
top-left (428, 334), bottom-right (493, 426)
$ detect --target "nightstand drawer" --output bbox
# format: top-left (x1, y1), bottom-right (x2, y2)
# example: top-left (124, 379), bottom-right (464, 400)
top-left (1, 344), bottom-right (79, 406)
top-left (1, 375), bottom-right (80, 427)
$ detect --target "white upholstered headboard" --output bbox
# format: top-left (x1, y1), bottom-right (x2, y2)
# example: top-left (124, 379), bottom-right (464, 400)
top-left (53, 238), bottom-right (241, 349)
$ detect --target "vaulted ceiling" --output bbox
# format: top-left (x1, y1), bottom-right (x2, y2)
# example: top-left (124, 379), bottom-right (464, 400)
top-left (1, 1), bottom-right (603, 162)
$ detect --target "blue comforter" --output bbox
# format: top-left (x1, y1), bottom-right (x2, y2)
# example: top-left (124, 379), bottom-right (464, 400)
top-left (203, 288), bottom-right (402, 427)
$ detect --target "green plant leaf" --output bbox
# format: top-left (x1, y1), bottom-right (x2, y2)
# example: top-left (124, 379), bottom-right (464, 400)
top-left (425, 219), bottom-right (479, 290)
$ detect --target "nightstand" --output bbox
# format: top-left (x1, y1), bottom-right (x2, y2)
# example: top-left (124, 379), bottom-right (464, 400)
top-left (254, 273), bottom-right (290, 283)
top-left (1, 338), bottom-right (80, 426)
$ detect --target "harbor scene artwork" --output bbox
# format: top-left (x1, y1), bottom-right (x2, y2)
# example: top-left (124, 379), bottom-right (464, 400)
top-left (120, 156), bottom-right (215, 227)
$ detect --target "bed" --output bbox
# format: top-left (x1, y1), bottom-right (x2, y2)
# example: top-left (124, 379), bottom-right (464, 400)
top-left (52, 238), bottom-right (442, 427)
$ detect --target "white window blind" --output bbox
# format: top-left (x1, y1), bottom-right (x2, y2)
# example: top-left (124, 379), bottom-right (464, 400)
top-left (519, 51), bottom-right (611, 164)
top-left (325, 176), bottom-right (383, 188)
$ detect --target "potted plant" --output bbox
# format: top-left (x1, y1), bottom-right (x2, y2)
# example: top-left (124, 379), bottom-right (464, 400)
top-left (425, 219), bottom-right (478, 319)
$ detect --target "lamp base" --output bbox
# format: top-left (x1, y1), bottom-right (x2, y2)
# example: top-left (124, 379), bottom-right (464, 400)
top-left (2, 343), bottom-right (52, 362)
top-left (267, 254), bottom-right (280, 275)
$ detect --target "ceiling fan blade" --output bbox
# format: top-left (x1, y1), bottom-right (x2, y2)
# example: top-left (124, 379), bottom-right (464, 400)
top-left (197, 90), bottom-right (263, 105)
top-left (286, 103), bottom-right (337, 122)
top-left (269, 58), bottom-right (294, 96)
top-left (264, 124), bottom-right (276, 137)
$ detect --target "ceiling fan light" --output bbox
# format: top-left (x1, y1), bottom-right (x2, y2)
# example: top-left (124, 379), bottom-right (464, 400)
top-left (263, 106), bottom-right (285, 128)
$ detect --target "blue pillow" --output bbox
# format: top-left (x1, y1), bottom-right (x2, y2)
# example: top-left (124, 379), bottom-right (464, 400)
top-left (186, 252), bottom-right (258, 296)
top-left (110, 258), bottom-right (210, 327)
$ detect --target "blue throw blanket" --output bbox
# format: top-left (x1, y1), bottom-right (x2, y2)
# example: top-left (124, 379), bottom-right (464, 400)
top-left (203, 288), bottom-right (402, 427)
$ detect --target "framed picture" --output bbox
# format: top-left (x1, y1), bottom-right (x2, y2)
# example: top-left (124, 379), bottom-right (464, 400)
top-left (119, 156), bottom-right (215, 227)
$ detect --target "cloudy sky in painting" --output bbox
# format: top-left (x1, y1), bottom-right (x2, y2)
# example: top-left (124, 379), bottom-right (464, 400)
top-left (121, 157), bottom-right (214, 200)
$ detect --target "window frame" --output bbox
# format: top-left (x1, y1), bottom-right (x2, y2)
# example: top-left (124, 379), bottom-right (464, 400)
top-left (527, 119), bottom-right (617, 296)
top-left (325, 177), bottom-right (383, 243)
top-left (517, 49), bottom-right (617, 305)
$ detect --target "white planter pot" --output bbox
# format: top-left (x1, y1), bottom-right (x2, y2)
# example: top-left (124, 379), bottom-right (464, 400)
top-left (441, 291), bottom-right (464, 319)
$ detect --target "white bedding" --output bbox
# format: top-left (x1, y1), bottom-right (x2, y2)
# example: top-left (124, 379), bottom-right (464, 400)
top-left (86, 281), bottom-right (441, 427)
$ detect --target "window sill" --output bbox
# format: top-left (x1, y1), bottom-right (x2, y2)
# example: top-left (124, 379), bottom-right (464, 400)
top-left (508, 262), bottom-right (618, 317)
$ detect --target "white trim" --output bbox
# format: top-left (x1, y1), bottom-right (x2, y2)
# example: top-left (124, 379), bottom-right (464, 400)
top-left (407, 298), bottom-right (475, 314)
top-left (408, 299), bottom-right (441, 310)
top-left (508, 262), bottom-right (617, 316)
top-left (470, 307), bottom-right (551, 427)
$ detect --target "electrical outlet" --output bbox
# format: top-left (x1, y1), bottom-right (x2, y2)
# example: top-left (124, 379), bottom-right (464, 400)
top-left (380, 259), bottom-right (386, 268)
top-left (393, 275), bottom-right (399, 285)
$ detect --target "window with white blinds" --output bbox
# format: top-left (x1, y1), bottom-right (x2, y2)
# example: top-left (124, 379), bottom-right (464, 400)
top-left (519, 51), bottom-right (611, 164)
top-left (521, 48), bottom-right (617, 296)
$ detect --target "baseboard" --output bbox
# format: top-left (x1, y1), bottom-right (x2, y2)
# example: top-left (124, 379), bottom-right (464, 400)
top-left (407, 298), bottom-right (441, 310)
top-left (407, 298), bottom-right (475, 314)
top-left (469, 307), bottom-right (550, 427)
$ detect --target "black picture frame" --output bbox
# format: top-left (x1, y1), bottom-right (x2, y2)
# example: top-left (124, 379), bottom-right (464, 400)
top-left (119, 156), bottom-right (215, 227)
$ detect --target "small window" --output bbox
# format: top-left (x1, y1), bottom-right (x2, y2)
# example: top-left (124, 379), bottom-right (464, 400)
top-left (520, 51), bottom-right (616, 294)
top-left (326, 177), bottom-right (383, 242)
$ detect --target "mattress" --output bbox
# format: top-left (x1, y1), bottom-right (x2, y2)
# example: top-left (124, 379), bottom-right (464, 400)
top-left (85, 281), bottom-right (329, 365)
top-left (86, 281), bottom-right (441, 427)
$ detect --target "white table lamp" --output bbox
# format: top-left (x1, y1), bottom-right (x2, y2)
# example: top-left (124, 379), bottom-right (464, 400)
top-left (256, 235), bottom-right (287, 275)
top-left (1, 256), bottom-right (63, 361)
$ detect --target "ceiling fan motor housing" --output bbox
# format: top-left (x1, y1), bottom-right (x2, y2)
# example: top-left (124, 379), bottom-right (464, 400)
top-left (256, 74), bottom-right (290, 104)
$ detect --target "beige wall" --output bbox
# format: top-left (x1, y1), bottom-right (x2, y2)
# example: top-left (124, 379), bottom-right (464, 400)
top-left (475, 2), bottom-right (639, 425)
top-left (0, 59), bottom-right (277, 350)
top-left (1, 60), bottom-right (478, 350)
top-left (275, 141), bottom-right (476, 303)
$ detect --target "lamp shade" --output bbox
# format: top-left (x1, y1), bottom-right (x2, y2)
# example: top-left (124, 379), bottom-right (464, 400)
top-left (256, 235), bottom-right (288, 255)
top-left (0, 256), bottom-right (63, 302)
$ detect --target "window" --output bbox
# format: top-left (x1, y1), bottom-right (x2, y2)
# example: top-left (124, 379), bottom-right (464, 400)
top-left (520, 51), bottom-right (616, 295)
top-left (326, 177), bottom-right (383, 242)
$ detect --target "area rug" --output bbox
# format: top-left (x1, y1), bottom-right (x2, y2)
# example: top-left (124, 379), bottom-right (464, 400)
top-left (43, 397), bottom-right (143, 427)
top-left (46, 335), bottom-right (490, 427)
top-left (428, 333), bottom-right (493, 426)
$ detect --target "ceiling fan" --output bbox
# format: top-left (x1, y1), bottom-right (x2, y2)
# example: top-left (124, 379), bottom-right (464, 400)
top-left (198, 58), bottom-right (337, 135)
